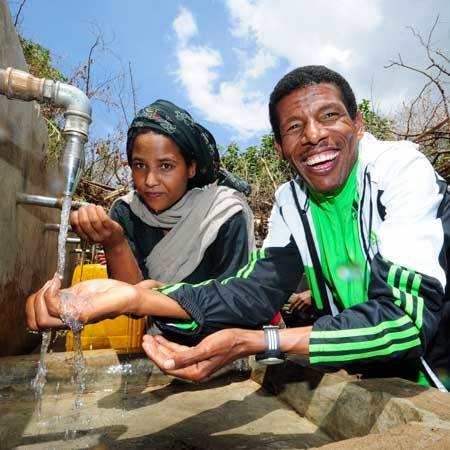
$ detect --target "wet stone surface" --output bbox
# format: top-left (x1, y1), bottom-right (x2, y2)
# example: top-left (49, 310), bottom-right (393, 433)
top-left (0, 350), bottom-right (332, 449)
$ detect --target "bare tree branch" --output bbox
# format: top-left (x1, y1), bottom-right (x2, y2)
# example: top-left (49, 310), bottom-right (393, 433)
top-left (386, 15), bottom-right (449, 179)
top-left (386, 15), bottom-right (449, 123)
top-left (85, 36), bottom-right (101, 97)
top-left (129, 61), bottom-right (137, 117)
top-left (414, 117), bottom-right (450, 143)
top-left (13, 0), bottom-right (27, 27)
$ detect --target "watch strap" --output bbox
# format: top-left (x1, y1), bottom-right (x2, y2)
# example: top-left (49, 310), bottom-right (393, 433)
top-left (255, 325), bottom-right (285, 364)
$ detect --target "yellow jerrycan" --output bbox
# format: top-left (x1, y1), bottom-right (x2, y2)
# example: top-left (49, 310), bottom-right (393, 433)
top-left (65, 263), bottom-right (146, 351)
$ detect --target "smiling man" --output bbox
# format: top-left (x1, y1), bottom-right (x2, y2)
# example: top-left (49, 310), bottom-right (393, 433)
top-left (26, 66), bottom-right (450, 391)
top-left (142, 65), bottom-right (450, 391)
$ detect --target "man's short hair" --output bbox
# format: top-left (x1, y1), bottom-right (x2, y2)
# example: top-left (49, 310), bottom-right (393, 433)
top-left (269, 65), bottom-right (358, 143)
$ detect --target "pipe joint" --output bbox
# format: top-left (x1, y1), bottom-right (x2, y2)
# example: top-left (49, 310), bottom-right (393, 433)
top-left (53, 82), bottom-right (91, 137)
top-left (0, 67), bottom-right (45, 102)
top-left (1, 67), bottom-right (92, 197)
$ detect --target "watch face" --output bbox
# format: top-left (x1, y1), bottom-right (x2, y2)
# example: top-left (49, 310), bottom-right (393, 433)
top-left (255, 355), bottom-right (285, 365)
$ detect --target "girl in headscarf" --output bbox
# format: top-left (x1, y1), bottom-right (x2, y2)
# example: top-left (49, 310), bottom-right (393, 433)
top-left (70, 99), bottom-right (255, 286)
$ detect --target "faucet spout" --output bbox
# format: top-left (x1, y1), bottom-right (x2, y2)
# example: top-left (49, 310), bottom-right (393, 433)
top-left (0, 67), bottom-right (92, 196)
top-left (60, 131), bottom-right (86, 196)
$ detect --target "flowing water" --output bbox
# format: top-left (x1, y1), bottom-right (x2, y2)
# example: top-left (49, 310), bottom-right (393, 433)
top-left (30, 330), bottom-right (51, 419)
top-left (31, 195), bottom-right (87, 423)
top-left (56, 195), bottom-right (72, 277)
top-left (0, 350), bottom-right (340, 450)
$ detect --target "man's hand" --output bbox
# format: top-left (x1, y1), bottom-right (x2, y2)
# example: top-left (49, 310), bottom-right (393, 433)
top-left (70, 205), bottom-right (125, 249)
top-left (142, 329), bottom-right (248, 382)
top-left (142, 326), bottom-right (313, 382)
top-left (26, 277), bottom-right (139, 331)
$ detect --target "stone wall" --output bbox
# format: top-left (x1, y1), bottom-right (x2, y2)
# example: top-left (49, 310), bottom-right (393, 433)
top-left (0, 0), bottom-right (61, 355)
top-left (253, 360), bottom-right (450, 448)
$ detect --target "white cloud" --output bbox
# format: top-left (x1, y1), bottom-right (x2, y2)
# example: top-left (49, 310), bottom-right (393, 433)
top-left (171, 1), bottom-right (448, 141)
top-left (173, 6), bottom-right (198, 45)
top-left (243, 48), bottom-right (278, 79)
top-left (226, 0), bottom-right (382, 70)
top-left (170, 1), bottom-right (385, 139)
top-left (172, 7), bottom-right (269, 138)
top-left (175, 46), bottom-right (268, 137)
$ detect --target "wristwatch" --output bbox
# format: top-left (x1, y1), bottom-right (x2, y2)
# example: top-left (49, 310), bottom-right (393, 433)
top-left (255, 325), bottom-right (285, 365)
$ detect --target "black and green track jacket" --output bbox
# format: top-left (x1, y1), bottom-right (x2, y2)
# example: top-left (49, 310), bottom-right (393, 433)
top-left (155, 134), bottom-right (450, 388)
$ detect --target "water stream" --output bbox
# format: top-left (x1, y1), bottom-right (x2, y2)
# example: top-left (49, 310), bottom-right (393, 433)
top-left (31, 195), bottom-right (88, 422)
top-left (30, 330), bottom-right (51, 419)
top-left (56, 195), bottom-right (72, 277)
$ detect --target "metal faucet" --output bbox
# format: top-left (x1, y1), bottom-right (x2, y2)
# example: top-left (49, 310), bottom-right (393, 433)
top-left (0, 67), bottom-right (91, 196)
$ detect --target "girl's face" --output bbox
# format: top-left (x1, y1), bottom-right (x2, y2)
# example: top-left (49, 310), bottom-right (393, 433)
top-left (131, 132), bottom-right (196, 213)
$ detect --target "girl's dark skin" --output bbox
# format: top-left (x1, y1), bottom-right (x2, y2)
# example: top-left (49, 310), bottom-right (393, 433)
top-left (70, 131), bottom-right (196, 284)
top-left (27, 131), bottom-right (198, 331)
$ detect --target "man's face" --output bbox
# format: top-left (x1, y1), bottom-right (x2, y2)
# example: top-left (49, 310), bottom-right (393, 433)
top-left (275, 83), bottom-right (364, 193)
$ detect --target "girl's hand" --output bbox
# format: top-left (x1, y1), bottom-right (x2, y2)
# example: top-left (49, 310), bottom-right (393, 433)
top-left (26, 277), bottom-right (139, 331)
top-left (70, 205), bottom-right (125, 249)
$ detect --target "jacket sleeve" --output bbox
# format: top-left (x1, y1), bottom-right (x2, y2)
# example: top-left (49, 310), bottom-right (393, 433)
top-left (154, 201), bottom-right (303, 337)
top-left (200, 211), bottom-right (251, 281)
top-left (309, 145), bottom-right (447, 368)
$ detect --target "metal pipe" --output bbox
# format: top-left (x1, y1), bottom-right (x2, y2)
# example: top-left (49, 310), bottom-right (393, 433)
top-left (44, 223), bottom-right (73, 232)
top-left (66, 237), bottom-right (81, 244)
top-left (0, 67), bottom-right (91, 196)
top-left (72, 248), bottom-right (92, 253)
top-left (16, 193), bottom-right (89, 209)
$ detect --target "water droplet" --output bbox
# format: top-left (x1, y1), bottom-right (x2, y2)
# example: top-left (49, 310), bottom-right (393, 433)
top-left (336, 264), bottom-right (363, 281)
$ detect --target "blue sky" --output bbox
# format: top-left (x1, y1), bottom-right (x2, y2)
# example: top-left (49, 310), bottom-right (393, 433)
top-left (8, 0), bottom-right (450, 151)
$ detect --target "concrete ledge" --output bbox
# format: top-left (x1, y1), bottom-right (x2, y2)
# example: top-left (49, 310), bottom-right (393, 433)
top-left (314, 422), bottom-right (450, 449)
top-left (0, 348), bottom-right (250, 392)
top-left (2, 349), bottom-right (449, 448)
top-left (251, 358), bottom-right (450, 447)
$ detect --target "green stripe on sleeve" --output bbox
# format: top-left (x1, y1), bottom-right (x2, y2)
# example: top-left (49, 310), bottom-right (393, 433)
top-left (156, 250), bottom-right (266, 332)
top-left (415, 296), bottom-right (424, 329)
top-left (160, 282), bottom-right (187, 296)
top-left (165, 320), bottom-right (198, 330)
top-left (309, 326), bottom-right (418, 353)
top-left (387, 264), bottom-right (424, 331)
top-left (310, 338), bottom-right (421, 364)
top-left (411, 273), bottom-right (422, 296)
top-left (242, 248), bottom-right (265, 278)
top-left (310, 315), bottom-right (411, 340)
top-left (221, 248), bottom-right (266, 285)
top-left (387, 264), bottom-right (399, 287)
top-left (392, 287), bottom-right (414, 317)
top-left (399, 269), bottom-right (409, 291)
top-left (404, 270), bottom-right (424, 330)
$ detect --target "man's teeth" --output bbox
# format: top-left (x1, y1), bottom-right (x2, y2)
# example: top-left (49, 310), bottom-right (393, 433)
top-left (306, 151), bottom-right (338, 166)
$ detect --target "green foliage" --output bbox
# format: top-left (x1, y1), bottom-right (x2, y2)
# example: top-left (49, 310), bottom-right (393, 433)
top-left (221, 134), bottom-right (291, 189)
top-left (221, 133), bottom-right (292, 240)
top-left (18, 36), bottom-right (67, 162)
top-left (19, 36), bottom-right (67, 82)
top-left (358, 99), bottom-right (394, 140)
top-left (17, 35), bottom-right (131, 204)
